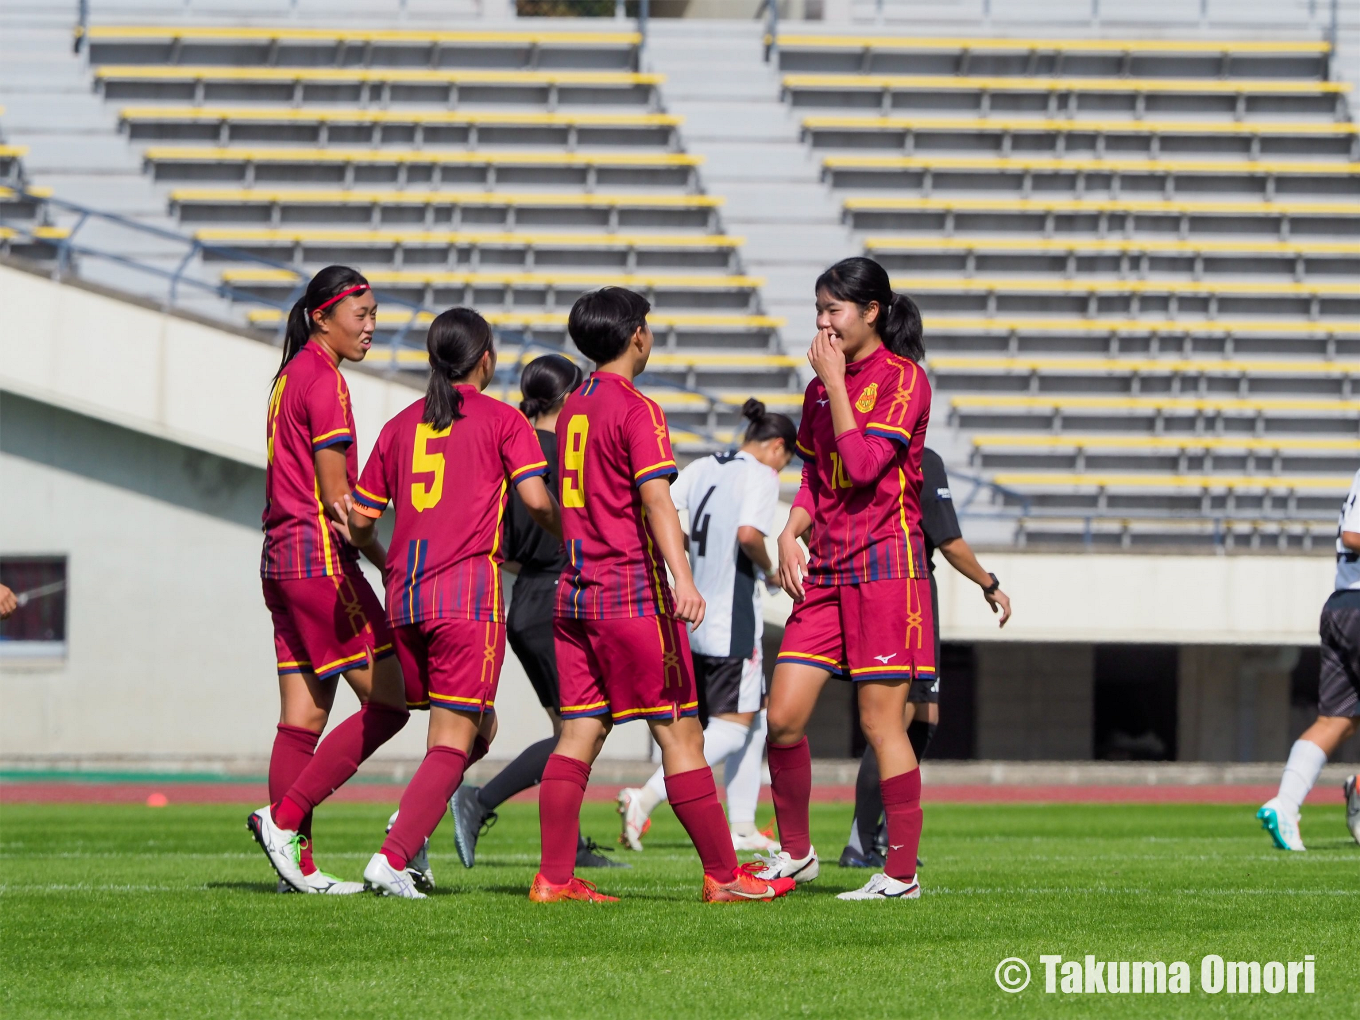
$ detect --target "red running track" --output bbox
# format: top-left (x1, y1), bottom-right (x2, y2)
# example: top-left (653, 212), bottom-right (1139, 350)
top-left (0, 781), bottom-right (1344, 806)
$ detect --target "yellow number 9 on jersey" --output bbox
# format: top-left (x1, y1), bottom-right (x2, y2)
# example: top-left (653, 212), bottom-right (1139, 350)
top-left (410, 422), bottom-right (450, 511)
top-left (561, 414), bottom-right (589, 508)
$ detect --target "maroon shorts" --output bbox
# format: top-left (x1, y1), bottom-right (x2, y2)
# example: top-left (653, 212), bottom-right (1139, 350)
top-left (393, 618), bottom-right (505, 714)
top-left (263, 573), bottom-right (393, 681)
top-left (555, 614), bottom-right (698, 724)
top-left (776, 576), bottom-right (936, 683)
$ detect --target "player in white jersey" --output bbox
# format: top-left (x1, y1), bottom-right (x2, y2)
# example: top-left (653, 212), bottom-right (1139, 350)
top-left (617, 399), bottom-right (796, 853)
top-left (1258, 468), bottom-right (1360, 850)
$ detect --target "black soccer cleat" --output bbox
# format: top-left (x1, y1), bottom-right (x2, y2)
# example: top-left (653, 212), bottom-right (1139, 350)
top-left (838, 845), bottom-right (886, 869)
top-left (577, 836), bottom-right (631, 869)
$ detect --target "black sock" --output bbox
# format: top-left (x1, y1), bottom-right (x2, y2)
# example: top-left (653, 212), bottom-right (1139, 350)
top-left (476, 737), bottom-right (556, 811)
top-left (907, 720), bottom-right (937, 763)
top-left (853, 750), bottom-right (882, 856)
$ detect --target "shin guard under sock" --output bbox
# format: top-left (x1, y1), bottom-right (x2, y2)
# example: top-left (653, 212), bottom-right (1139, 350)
top-left (665, 767), bottom-right (739, 883)
top-left (270, 724), bottom-right (320, 873)
top-left (381, 746), bottom-right (469, 871)
top-left (767, 737), bottom-right (812, 859)
top-left (881, 768), bottom-right (923, 882)
top-left (538, 754), bottom-right (590, 885)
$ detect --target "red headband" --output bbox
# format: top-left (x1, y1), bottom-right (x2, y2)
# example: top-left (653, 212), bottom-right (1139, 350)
top-left (310, 284), bottom-right (369, 317)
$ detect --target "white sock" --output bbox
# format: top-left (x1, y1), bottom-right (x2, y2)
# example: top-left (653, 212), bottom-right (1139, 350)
top-left (639, 766), bottom-right (667, 817)
top-left (722, 712), bottom-right (765, 829)
top-left (1277, 739), bottom-right (1328, 816)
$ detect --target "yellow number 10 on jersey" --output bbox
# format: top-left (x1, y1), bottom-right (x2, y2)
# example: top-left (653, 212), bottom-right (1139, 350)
top-left (561, 414), bottom-right (589, 508)
top-left (410, 422), bottom-right (450, 511)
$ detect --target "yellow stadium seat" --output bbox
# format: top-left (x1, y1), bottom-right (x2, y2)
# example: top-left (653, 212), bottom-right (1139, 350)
top-left (783, 73), bottom-right (1349, 95)
top-left (803, 115), bottom-right (1359, 137)
top-left (0, 225), bottom-right (70, 240)
top-left (842, 195), bottom-right (1359, 216)
top-left (930, 355), bottom-right (1360, 375)
top-left (951, 394), bottom-right (1360, 412)
top-left (824, 154), bottom-right (1360, 175)
top-left (867, 236), bottom-right (1360, 256)
top-left (775, 35), bottom-right (1330, 56)
top-left (120, 107), bottom-right (681, 128)
top-left (991, 471), bottom-right (1352, 490)
top-left (224, 268), bottom-right (761, 289)
top-left (0, 185), bottom-right (53, 199)
top-left (921, 315), bottom-right (1360, 335)
top-left (896, 277), bottom-right (1355, 296)
top-left (0, 145), bottom-right (29, 158)
top-left (96, 66), bottom-right (660, 86)
top-left (85, 26), bottom-right (642, 46)
top-left (196, 228), bottom-right (741, 248)
top-left (970, 433), bottom-right (1360, 453)
top-left (244, 308), bottom-right (787, 331)
top-left (169, 187), bottom-right (722, 210)
top-left (144, 147), bottom-right (700, 168)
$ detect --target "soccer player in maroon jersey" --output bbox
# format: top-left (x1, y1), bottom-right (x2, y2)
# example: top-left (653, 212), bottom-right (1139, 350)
top-left (529, 287), bottom-right (794, 903)
top-left (758, 257), bottom-right (934, 901)
top-left (247, 266), bottom-right (410, 893)
top-left (335, 308), bottom-right (560, 897)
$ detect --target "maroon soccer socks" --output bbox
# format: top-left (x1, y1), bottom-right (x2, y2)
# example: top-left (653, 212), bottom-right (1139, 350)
top-left (767, 736), bottom-right (813, 859)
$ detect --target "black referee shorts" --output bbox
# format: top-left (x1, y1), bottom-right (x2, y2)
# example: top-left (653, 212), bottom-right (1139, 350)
top-left (507, 572), bottom-right (559, 712)
top-left (907, 572), bottom-right (942, 705)
top-left (1319, 589), bottom-right (1360, 718)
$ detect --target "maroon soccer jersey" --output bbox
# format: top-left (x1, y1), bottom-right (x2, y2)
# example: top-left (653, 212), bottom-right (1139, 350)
top-left (553, 372), bottom-right (679, 620)
top-left (352, 388), bottom-right (548, 625)
top-left (261, 339), bottom-right (361, 580)
top-left (794, 345), bottom-right (932, 586)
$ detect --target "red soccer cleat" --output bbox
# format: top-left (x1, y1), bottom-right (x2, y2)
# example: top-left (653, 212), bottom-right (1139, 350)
top-left (528, 873), bottom-right (619, 903)
top-left (703, 868), bottom-right (796, 902)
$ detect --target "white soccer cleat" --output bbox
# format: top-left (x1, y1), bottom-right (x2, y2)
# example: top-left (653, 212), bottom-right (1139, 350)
top-left (732, 829), bottom-right (781, 853)
top-left (1256, 797), bottom-right (1306, 852)
top-left (275, 870), bottom-right (366, 895)
top-left (617, 788), bottom-right (649, 852)
top-left (754, 846), bottom-right (819, 884)
top-left (246, 805), bottom-right (308, 892)
top-left (836, 872), bottom-right (921, 901)
top-left (387, 811), bottom-right (435, 892)
top-left (1344, 776), bottom-right (1360, 846)
top-left (363, 852), bottom-right (428, 899)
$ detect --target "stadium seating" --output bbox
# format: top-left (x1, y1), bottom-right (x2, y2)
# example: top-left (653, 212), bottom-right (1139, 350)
top-left (778, 31), bottom-right (1358, 545)
top-left (0, 112), bottom-right (67, 262)
top-left (74, 24), bottom-right (795, 444)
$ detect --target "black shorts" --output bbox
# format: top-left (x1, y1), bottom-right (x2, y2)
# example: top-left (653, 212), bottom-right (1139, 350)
top-left (908, 572), bottom-right (943, 705)
top-left (1319, 589), bottom-right (1360, 718)
top-left (694, 649), bottom-right (765, 720)
top-left (507, 572), bottom-right (559, 712)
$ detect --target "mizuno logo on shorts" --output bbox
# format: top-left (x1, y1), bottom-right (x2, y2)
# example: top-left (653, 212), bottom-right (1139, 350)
top-left (874, 653), bottom-right (897, 663)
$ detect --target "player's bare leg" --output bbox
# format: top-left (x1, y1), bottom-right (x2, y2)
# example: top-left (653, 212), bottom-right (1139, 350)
top-left (1259, 715), bottom-right (1359, 851)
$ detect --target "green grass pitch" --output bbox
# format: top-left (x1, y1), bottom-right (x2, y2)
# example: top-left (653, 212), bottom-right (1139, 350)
top-left (1, 801), bottom-right (1355, 1018)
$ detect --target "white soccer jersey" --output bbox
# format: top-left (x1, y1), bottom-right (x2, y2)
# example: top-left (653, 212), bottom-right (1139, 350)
top-left (671, 450), bottom-right (780, 658)
top-left (1335, 469), bottom-right (1360, 591)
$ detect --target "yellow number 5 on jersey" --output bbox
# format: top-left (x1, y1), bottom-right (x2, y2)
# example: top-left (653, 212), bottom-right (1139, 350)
top-left (561, 414), bottom-right (589, 508)
top-left (410, 422), bottom-right (450, 511)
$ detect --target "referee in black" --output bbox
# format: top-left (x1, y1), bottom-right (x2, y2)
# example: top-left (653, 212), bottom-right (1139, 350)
top-left (449, 354), bottom-right (623, 870)
top-left (840, 446), bottom-right (1013, 867)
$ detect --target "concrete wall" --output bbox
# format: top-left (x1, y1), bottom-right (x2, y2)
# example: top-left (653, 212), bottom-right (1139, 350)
top-left (975, 643), bottom-right (1094, 760)
top-left (1178, 646), bottom-right (1296, 763)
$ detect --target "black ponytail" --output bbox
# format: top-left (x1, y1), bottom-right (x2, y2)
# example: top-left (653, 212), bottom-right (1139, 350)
top-left (424, 307), bottom-right (496, 430)
top-left (276, 264), bottom-right (371, 382)
top-left (741, 398), bottom-right (797, 453)
top-left (519, 353), bottom-right (583, 420)
top-left (814, 256), bottom-right (925, 362)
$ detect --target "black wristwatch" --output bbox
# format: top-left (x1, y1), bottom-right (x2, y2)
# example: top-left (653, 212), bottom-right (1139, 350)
top-left (982, 573), bottom-right (1000, 596)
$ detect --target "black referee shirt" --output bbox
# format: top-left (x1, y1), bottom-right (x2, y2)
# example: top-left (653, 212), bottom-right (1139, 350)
top-left (921, 447), bottom-right (963, 571)
top-left (503, 429), bottom-right (566, 576)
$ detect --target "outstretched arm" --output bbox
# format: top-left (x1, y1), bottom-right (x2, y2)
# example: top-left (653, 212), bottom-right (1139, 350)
top-left (938, 536), bottom-right (1011, 627)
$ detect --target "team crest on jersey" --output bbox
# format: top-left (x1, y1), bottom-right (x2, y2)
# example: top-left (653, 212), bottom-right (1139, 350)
top-left (855, 382), bottom-right (878, 413)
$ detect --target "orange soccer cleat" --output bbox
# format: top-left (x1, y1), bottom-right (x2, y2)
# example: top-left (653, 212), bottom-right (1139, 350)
top-left (528, 873), bottom-right (620, 903)
top-left (702, 868), bottom-right (796, 902)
